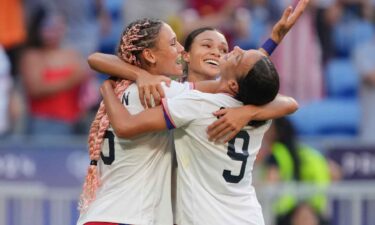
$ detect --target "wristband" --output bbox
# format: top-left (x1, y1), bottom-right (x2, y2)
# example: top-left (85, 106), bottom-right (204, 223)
top-left (261, 38), bottom-right (278, 56)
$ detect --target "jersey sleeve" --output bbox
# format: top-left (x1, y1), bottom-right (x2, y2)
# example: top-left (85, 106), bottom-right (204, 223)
top-left (163, 81), bottom-right (194, 98)
top-left (161, 91), bottom-right (202, 129)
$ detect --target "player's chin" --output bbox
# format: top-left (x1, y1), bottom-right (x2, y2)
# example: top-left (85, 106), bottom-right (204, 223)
top-left (204, 68), bottom-right (220, 79)
top-left (173, 70), bottom-right (184, 77)
top-left (171, 64), bottom-right (183, 76)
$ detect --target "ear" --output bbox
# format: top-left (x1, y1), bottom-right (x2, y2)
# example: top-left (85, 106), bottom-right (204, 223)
top-left (182, 51), bottom-right (190, 63)
top-left (142, 49), bottom-right (157, 64)
top-left (228, 79), bottom-right (239, 95)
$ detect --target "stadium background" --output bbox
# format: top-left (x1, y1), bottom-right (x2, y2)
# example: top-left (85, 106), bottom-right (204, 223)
top-left (0, 0), bottom-right (374, 225)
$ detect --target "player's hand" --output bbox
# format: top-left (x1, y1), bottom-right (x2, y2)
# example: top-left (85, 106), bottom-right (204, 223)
top-left (136, 71), bottom-right (171, 108)
top-left (100, 79), bottom-right (116, 96)
top-left (270, 0), bottom-right (310, 43)
top-left (207, 107), bottom-right (252, 143)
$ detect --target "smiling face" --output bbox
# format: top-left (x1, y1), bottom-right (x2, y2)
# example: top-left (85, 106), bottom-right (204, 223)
top-left (148, 23), bottom-right (184, 77)
top-left (219, 47), bottom-right (265, 81)
top-left (184, 30), bottom-right (228, 81)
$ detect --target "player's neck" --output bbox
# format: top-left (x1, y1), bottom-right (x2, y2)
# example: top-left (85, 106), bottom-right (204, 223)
top-left (217, 79), bottom-right (235, 97)
top-left (187, 71), bottom-right (217, 83)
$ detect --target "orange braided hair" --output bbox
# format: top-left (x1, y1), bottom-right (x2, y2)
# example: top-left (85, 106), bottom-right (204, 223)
top-left (78, 18), bottom-right (164, 213)
top-left (78, 79), bottom-right (130, 212)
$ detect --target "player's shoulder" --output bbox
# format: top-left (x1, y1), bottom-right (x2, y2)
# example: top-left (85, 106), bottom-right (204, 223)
top-left (162, 80), bottom-right (193, 98)
top-left (123, 82), bottom-right (138, 91)
top-left (122, 82), bottom-right (140, 98)
top-left (206, 92), bottom-right (243, 109)
top-left (173, 89), bottom-right (215, 103)
top-left (121, 83), bottom-right (144, 109)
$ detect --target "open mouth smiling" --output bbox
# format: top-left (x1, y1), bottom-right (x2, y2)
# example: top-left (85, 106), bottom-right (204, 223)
top-left (204, 59), bottom-right (220, 66)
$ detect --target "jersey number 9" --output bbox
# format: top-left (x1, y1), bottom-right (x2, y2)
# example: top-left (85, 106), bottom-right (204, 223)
top-left (223, 130), bottom-right (250, 183)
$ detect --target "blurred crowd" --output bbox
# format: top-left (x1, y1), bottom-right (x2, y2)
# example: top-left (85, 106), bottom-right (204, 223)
top-left (1, 0), bottom-right (374, 139)
top-left (1, 0), bottom-right (374, 224)
top-left (0, 0), bottom-right (374, 139)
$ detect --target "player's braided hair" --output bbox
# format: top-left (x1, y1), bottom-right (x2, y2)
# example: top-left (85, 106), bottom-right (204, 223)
top-left (78, 18), bottom-right (164, 213)
top-left (78, 79), bottom-right (130, 212)
top-left (117, 18), bottom-right (163, 66)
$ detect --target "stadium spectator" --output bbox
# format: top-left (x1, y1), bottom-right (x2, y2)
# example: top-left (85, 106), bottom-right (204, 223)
top-left (179, 0), bottom-right (249, 48)
top-left (353, 34), bottom-right (375, 144)
top-left (261, 117), bottom-right (330, 225)
top-left (271, 0), bottom-right (323, 103)
top-left (0, 46), bottom-right (13, 137)
top-left (314, 0), bottom-right (338, 65)
top-left (288, 202), bottom-right (322, 225)
top-left (20, 7), bottom-right (90, 136)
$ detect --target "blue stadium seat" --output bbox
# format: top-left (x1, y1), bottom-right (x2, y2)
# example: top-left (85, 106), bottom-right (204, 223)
top-left (289, 98), bottom-right (360, 136)
top-left (325, 59), bottom-right (359, 98)
top-left (351, 20), bottom-right (374, 49)
top-left (333, 18), bottom-right (374, 57)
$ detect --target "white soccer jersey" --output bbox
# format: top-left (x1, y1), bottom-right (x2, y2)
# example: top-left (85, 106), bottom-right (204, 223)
top-left (77, 81), bottom-right (192, 225)
top-left (162, 90), bottom-right (271, 225)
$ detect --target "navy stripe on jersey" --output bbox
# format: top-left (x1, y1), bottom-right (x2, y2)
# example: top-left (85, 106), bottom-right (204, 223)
top-left (161, 98), bottom-right (175, 130)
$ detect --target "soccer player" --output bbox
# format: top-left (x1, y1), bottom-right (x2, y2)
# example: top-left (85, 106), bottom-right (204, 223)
top-left (77, 18), bottom-right (190, 225)
top-left (78, 1), bottom-right (309, 224)
top-left (77, 18), bottom-right (295, 225)
top-left (100, 47), bottom-right (285, 225)
top-left (88, 0), bottom-right (309, 141)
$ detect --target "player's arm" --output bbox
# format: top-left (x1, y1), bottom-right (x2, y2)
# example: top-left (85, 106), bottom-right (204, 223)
top-left (207, 94), bottom-right (298, 142)
top-left (88, 52), bottom-right (171, 107)
top-left (195, 1), bottom-right (310, 92)
top-left (100, 80), bottom-right (168, 138)
top-left (259, 0), bottom-right (309, 56)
